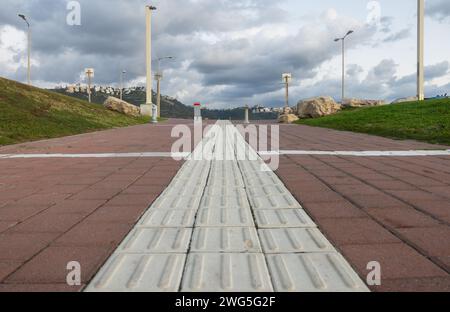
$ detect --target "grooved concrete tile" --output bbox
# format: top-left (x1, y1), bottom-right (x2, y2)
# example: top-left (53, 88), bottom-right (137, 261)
top-left (249, 194), bottom-right (302, 210)
top-left (161, 183), bottom-right (204, 198)
top-left (191, 227), bottom-right (261, 253)
top-left (139, 210), bottom-right (196, 228)
top-left (204, 185), bottom-right (246, 197)
top-left (118, 228), bottom-right (192, 254)
top-left (196, 208), bottom-right (255, 227)
top-left (181, 253), bottom-right (273, 292)
top-left (247, 185), bottom-right (291, 197)
top-left (200, 194), bottom-right (250, 209)
top-left (243, 172), bottom-right (281, 188)
top-left (259, 228), bottom-right (335, 253)
top-left (266, 253), bottom-right (369, 292)
top-left (86, 254), bottom-right (186, 292)
top-left (151, 195), bottom-right (201, 210)
top-left (255, 209), bottom-right (316, 228)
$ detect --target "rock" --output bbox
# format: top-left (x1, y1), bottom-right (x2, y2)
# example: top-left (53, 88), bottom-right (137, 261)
top-left (103, 96), bottom-right (140, 117)
top-left (278, 114), bottom-right (299, 124)
top-left (342, 98), bottom-right (385, 108)
top-left (391, 96), bottom-right (418, 104)
top-left (297, 96), bottom-right (341, 118)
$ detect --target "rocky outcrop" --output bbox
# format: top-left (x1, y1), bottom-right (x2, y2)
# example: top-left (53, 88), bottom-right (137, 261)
top-left (391, 96), bottom-right (418, 104)
top-left (103, 97), bottom-right (140, 117)
top-left (278, 114), bottom-right (299, 124)
top-left (297, 96), bottom-right (341, 118)
top-left (342, 98), bottom-right (385, 108)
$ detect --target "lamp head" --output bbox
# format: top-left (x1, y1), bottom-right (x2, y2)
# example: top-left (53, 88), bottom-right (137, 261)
top-left (334, 38), bottom-right (340, 42)
top-left (346, 30), bottom-right (354, 36)
top-left (147, 5), bottom-right (157, 10)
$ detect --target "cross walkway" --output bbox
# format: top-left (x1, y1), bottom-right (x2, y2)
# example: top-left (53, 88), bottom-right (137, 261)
top-left (85, 121), bottom-right (369, 292)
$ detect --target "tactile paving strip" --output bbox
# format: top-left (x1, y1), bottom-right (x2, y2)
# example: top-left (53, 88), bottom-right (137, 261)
top-left (191, 227), bottom-right (262, 253)
top-left (259, 228), bottom-right (335, 253)
top-left (86, 121), bottom-right (369, 292)
top-left (266, 253), bottom-right (369, 292)
top-left (181, 253), bottom-right (273, 292)
top-left (118, 228), bottom-right (192, 254)
top-left (255, 209), bottom-right (316, 228)
top-left (139, 210), bottom-right (196, 228)
top-left (85, 254), bottom-right (187, 292)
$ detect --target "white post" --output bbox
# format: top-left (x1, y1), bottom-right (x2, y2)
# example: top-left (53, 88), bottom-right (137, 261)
top-left (244, 105), bottom-right (249, 124)
top-left (141, 5), bottom-right (156, 117)
top-left (87, 72), bottom-right (92, 103)
top-left (417, 0), bottom-right (425, 101)
top-left (120, 71), bottom-right (124, 101)
top-left (156, 74), bottom-right (161, 118)
top-left (341, 39), bottom-right (345, 103)
top-left (285, 77), bottom-right (289, 108)
top-left (27, 26), bottom-right (31, 86)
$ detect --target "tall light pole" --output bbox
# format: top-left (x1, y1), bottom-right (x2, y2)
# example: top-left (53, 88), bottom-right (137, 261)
top-left (417, 0), bottom-right (425, 101)
top-left (120, 70), bottom-right (126, 101)
top-left (143, 5), bottom-right (157, 121)
top-left (282, 73), bottom-right (292, 109)
top-left (154, 56), bottom-right (175, 118)
top-left (334, 30), bottom-right (354, 103)
top-left (18, 14), bottom-right (31, 86)
top-left (85, 68), bottom-right (94, 103)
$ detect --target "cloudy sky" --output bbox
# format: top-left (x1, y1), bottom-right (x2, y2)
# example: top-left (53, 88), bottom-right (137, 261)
top-left (0, 0), bottom-right (450, 108)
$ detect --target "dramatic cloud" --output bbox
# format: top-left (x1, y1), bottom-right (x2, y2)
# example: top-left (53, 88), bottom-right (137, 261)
top-left (427, 0), bottom-right (450, 22)
top-left (0, 0), bottom-right (449, 108)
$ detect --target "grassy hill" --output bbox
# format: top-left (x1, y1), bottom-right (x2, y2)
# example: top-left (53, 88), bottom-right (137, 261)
top-left (0, 77), bottom-right (149, 146)
top-left (296, 98), bottom-right (450, 146)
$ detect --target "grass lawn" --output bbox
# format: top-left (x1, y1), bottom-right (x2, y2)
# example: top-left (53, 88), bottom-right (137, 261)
top-left (296, 98), bottom-right (450, 146)
top-left (0, 77), bottom-right (158, 146)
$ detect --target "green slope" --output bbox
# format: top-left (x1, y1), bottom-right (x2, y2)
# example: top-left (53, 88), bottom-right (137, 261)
top-left (0, 77), bottom-right (149, 146)
top-left (296, 98), bottom-right (450, 146)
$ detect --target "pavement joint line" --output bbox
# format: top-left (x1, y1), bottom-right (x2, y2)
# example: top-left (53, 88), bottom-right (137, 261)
top-left (85, 121), bottom-right (370, 292)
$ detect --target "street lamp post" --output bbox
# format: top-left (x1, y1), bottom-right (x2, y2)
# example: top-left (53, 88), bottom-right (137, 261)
top-left (85, 68), bottom-right (94, 103)
top-left (334, 30), bottom-right (354, 104)
top-left (154, 56), bottom-right (175, 119)
top-left (282, 73), bottom-right (292, 109)
top-left (142, 5), bottom-right (157, 121)
top-left (417, 0), bottom-right (425, 101)
top-left (120, 70), bottom-right (126, 101)
top-left (18, 14), bottom-right (31, 86)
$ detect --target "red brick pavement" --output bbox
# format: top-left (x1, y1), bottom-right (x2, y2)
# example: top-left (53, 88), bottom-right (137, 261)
top-left (0, 120), bottom-right (187, 292)
top-left (273, 124), bottom-right (450, 292)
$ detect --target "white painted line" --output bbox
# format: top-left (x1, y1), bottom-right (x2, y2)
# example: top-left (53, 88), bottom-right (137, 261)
top-left (259, 150), bottom-right (450, 157)
top-left (1, 149), bottom-right (448, 159)
top-left (0, 152), bottom-right (190, 159)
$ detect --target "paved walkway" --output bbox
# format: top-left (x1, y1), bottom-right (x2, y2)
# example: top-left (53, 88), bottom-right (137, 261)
top-left (0, 120), bottom-right (448, 292)
top-left (273, 125), bottom-right (450, 292)
top-left (85, 121), bottom-right (368, 292)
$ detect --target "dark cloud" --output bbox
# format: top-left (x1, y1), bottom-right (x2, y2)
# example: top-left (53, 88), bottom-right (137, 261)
top-left (383, 28), bottom-right (411, 43)
top-left (427, 0), bottom-right (450, 22)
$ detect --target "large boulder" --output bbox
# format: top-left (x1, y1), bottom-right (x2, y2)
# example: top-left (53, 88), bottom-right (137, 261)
top-left (297, 96), bottom-right (341, 118)
top-left (278, 114), bottom-right (299, 124)
top-left (391, 96), bottom-right (418, 104)
top-left (342, 98), bottom-right (385, 108)
top-left (103, 96), bottom-right (140, 117)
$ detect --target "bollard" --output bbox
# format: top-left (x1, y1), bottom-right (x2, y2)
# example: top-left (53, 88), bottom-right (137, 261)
top-left (194, 102), bottom-right (202, 122)
top-left (151, 103), bottom-right (158, 123)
